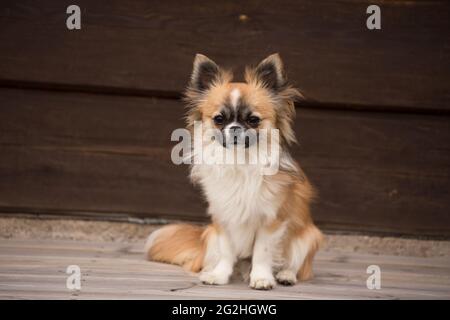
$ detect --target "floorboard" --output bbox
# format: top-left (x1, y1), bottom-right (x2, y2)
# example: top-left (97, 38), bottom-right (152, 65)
top-left (0, 239), bottom-right (448, 299)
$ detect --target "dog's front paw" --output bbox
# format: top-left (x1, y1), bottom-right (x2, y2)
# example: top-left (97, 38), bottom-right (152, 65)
top-left (276, 270), bottom-right (297, 286)
top-left (199, 271), bottom-right (229, 285)
top-left (249, 276), bottom-right (276, 290)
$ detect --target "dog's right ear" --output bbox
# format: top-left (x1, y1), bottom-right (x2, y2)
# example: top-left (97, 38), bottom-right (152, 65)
top-left (190, 54), bottom-right (221, 91)
top-left (253, 53), bottom-right (286, 92)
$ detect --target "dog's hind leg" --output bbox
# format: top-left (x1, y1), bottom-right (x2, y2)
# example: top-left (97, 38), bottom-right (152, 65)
top-left (276, 224), bottom-right (323, 285)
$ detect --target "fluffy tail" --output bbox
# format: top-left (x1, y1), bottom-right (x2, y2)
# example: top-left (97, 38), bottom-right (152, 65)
top-left (145, 224), bottom-right (209, 272)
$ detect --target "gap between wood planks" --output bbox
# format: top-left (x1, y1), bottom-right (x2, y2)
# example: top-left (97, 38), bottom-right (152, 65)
top-left (1, 79), bottom-right (449, 116)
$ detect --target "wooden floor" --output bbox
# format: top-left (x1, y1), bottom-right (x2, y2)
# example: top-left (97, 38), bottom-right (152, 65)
top-left (0, 239), bottom-right (449, 300)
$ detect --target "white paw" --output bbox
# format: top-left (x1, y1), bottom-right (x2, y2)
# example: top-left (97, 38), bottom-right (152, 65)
top-left (199, 271), bottom-right (229, 285)
top-left (250, 276), bottom-right (276, 290)
top-left (276, 270), bottom-right (297, 286)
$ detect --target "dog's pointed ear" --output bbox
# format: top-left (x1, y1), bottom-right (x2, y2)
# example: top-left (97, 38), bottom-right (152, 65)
top-left (254, 53), bottom-right (286, 91)
top-left (190, 54), bottom-right (221, 91)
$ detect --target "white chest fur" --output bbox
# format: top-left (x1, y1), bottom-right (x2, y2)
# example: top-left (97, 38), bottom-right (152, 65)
top-left (191, 163), bottom-right (284, 258)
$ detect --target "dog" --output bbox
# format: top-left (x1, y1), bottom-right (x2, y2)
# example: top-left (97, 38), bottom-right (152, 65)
top-left (145, 53), bottom-right (323, 290)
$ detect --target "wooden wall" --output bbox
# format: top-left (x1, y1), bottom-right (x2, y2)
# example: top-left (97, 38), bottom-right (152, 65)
top-left (0, 0), bottom-right (449, 237)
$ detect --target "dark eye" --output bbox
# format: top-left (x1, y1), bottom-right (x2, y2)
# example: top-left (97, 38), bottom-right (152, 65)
top-left (213, 114), bottom-right (224, 125)
top-left (247, 116), bottom-right (260, 127)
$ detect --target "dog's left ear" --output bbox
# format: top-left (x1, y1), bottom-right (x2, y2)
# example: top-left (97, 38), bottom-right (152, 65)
top-left (190, 54), bottom-right (221, 91)
top-left (254, 53), bottom-right (286, 91)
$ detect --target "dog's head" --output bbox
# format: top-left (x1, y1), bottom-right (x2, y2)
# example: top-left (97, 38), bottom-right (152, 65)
top-left (184, 53), bottom-right (302, 152)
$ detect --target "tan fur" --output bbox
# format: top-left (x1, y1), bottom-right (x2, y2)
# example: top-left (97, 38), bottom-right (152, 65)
top-left (263, 171), bottom-right (324, 281)
top-left (146, 224), bottom-right (217, 272)
top-left (296, 224), bottom-right (324, 280)
top-left (274, 171), bottom-right (324, 280)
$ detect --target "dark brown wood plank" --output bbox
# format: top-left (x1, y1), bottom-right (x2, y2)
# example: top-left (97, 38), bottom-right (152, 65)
top-left (0, 88), bottom-right (449, 236)
top-left (0, 89), bottom-right (206, 221)
top-left (0, 0), bottom-right (449, 110)
top-left (294, 109), bottom-right (450, 236)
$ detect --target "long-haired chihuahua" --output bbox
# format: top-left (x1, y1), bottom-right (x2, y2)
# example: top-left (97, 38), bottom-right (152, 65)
top-left (145, 53), bottom-right (323, 290)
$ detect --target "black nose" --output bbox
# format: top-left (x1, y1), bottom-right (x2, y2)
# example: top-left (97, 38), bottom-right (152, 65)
top-left (228, 126), bottom-right (243, 145)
